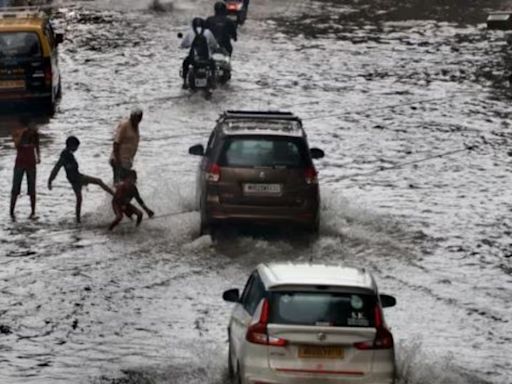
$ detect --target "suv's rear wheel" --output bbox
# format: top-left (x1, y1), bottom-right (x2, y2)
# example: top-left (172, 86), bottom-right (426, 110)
top-left (310, 214), bottom-right (320, 234)
top-left (199, 213), bottom-right (218, 238)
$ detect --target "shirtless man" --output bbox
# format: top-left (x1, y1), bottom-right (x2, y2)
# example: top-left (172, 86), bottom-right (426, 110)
top-left (110, 108), bottom-right (143, 183)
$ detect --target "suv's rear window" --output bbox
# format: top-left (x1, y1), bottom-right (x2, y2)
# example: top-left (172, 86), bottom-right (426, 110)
top-left (219, 136), bottom-right (308, 168)
top-left (269, 292), bottom-right (376, 328)
top-left (0, 32), bottom-right (42, 61)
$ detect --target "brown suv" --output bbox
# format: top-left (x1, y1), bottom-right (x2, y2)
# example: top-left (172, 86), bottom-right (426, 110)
top-left (188, 111), bottom-right (325, 234)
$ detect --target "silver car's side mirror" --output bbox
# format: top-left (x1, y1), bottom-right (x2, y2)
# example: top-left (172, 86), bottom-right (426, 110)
top-left (380, 294), bottom-right (396, 308)
top-left (223, 288), bottom-right (240, 303)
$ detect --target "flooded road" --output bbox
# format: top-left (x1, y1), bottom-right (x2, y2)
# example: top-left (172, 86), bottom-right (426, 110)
top-left (1, 0), bottom-right (512, 383)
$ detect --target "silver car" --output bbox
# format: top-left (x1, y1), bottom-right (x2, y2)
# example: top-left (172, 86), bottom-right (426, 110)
top-left (223, 263), bottom-right (397, 384)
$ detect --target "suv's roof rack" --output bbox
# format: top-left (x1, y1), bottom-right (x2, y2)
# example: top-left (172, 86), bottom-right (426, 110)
top-left (218, 110), bottom-right (305, 137)
top-left (221, 110), bottom-right (302, 122)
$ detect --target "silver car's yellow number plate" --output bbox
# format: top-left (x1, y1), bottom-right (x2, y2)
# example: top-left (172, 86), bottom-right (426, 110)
top-left (298, 345), bottom-right (344, 359)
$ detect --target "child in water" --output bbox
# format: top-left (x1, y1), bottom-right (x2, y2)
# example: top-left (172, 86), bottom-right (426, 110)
top-left (48, 136), bottom-right (113, 223)
top-left (109, 170), bottom-right (154, 231)
top-left (10, 117), bottom-right (40, 221)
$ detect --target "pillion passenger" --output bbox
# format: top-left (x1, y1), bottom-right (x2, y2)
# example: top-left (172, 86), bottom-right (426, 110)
top-left (180, 17), bottom-right (219, 89)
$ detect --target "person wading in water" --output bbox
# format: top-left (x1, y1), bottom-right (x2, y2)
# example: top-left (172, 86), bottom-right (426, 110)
top-left (109, 170), bottom-right (154, 231)
top-left (110, 108), bottom-right (143, 184)
top-left (10, 117), bottom-right (40, 221)
top-left (48, 136), bottom-right (113, 223)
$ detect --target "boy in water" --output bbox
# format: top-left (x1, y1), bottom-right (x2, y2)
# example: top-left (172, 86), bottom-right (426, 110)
top-left (109, 170), bottom-right (154, 231)
top-left (48, 136), bottom-right (113, 223)
top-left (10, 117), bottom-right (40, 221)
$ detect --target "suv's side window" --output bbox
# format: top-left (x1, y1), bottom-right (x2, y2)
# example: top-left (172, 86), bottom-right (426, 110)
top-left (205, 131), bottom-right (217, 158)
top-left (241, 273), bottom-right (265, 315)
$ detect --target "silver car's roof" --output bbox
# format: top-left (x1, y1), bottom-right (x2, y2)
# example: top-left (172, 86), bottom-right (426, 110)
top-left (258, 263), bottom-right (377, 291)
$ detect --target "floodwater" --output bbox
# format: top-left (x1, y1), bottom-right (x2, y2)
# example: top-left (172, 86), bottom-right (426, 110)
top-left (0, 0), bottom-right (511, 383)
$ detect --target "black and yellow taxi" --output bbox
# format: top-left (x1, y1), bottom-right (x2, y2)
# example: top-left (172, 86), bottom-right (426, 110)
top-left (0, 8), bottom-right (63, 113)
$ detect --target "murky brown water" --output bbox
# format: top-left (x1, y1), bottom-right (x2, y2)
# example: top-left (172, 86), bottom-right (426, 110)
top-left (0, 0), bottom-right (511, 383)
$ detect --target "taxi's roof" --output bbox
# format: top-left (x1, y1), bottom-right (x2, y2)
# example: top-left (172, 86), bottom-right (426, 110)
top-left (0, 13), bottom-right (46, 31)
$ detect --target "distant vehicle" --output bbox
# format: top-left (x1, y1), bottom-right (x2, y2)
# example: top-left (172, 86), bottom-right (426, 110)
top-left (225, 0), bottom-right (247, 25)
top-left (188, 110), bottom-right (325, 235)
top-left (487, 12), bottom-right (512, 30)
top-left (222, 263), bottom-right (397, 384)
top-left (212, 48), bottom-right (231, 84)
top-left (0, 7), bottom-right (63, 114)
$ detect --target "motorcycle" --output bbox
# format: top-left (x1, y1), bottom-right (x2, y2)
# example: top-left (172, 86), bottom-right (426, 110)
top-left (184, 60), bottom-right (215, 98)
top-left (178, 32), bottom-right (215, 98)
top-left (225, 0), bottom-right (246, 25)
top-left (212, 48), bottom-right (231, 85)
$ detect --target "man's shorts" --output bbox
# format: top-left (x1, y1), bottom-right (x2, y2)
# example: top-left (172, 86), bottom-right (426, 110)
top-left (12, 167), bottom-right (36, 196)
top-left (110, 160), bottom-right (130, 184)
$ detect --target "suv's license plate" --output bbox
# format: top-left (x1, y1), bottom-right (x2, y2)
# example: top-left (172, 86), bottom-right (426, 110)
top-left (195, 78), bottom-right (207, 87)
top-left (298, 345), bottom-right (344, 359)
top-left (0, 80), bottom-right (25, 89)
top-left (243, 183), bottom-right (281, 194)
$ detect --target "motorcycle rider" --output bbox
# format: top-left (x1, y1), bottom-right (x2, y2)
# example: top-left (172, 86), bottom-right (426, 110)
top-left (205, 2), bottom-right (237, 56)
top-left (180, 17), bottom-right (219, 89)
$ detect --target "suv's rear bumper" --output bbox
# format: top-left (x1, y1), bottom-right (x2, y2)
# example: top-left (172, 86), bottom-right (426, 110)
top-left (205, 195), bottom-right (319, 228)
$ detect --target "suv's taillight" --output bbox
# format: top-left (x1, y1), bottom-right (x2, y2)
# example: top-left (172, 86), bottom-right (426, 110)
top-left (246, 299), bottom-right (287, 347)
top-left (206, 163), bottom-right (221, 182)
top-left (304, 166), bottom-right (318, 184)
top-left (353, 305), bottom-right (394, 350)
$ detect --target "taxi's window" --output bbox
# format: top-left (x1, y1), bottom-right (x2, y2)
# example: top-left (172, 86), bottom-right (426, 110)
top-left (45, 23), bottom-right (55, 49)
top-left (0, 32), bottom-right (42, 61)
top-left (269, 292), bottom-right (376, 327)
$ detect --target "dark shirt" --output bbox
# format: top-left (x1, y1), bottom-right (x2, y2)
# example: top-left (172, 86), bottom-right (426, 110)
top-left (56, 149), bottom-right (80, 184)
top-left (113, 181), bottom-right (143, 206)
top-left (205, 15), bottom-right (237, 51)
top-left (15, 129), bottom-right (39, 170)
